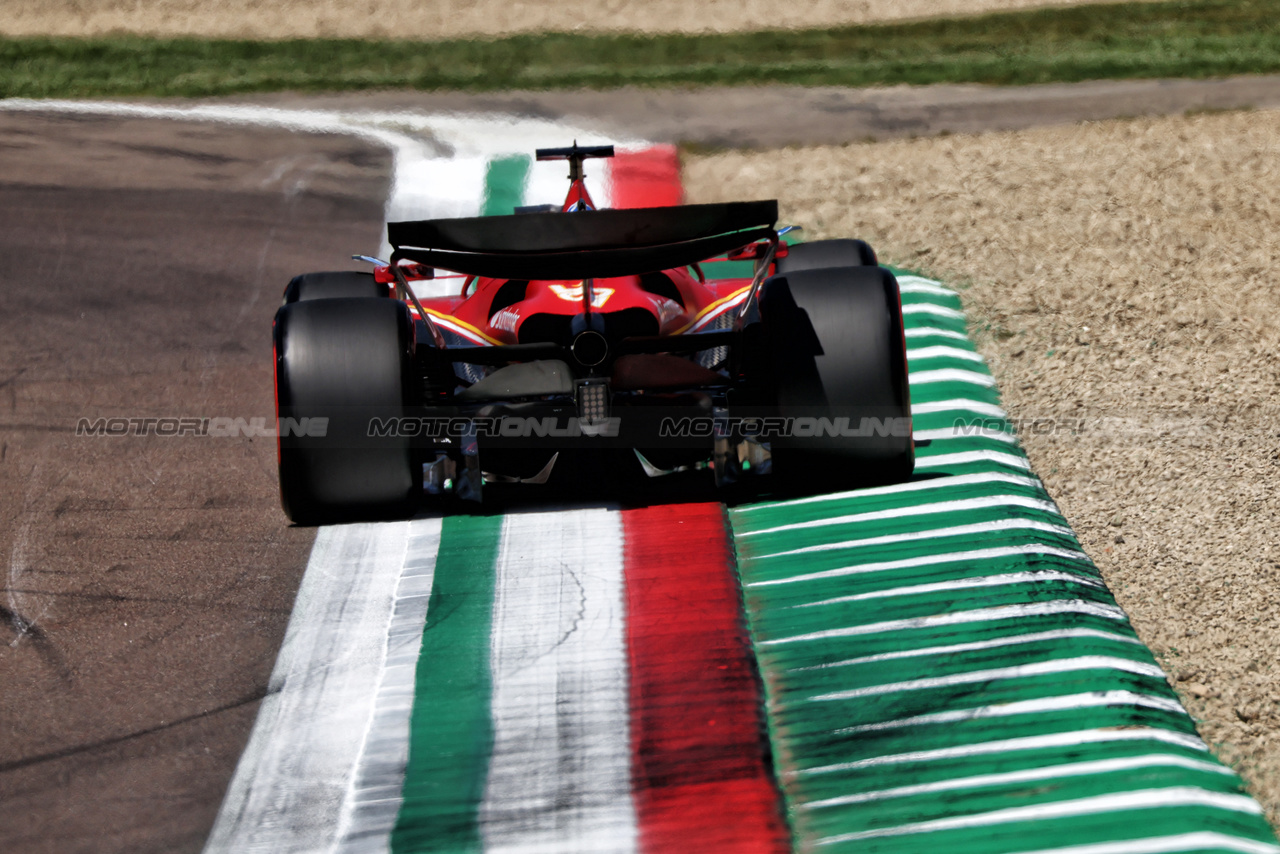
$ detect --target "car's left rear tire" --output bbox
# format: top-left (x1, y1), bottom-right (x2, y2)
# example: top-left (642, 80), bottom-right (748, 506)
top-left (283, 270), bottom-right (389, 303)
top-left (274, 297), bottom-right (419, 524)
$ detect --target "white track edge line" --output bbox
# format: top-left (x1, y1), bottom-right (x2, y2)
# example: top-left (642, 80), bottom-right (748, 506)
top-left (480, 510), bottom-right (638, 854)
top-left (203, 521), bottom-right (415, 854)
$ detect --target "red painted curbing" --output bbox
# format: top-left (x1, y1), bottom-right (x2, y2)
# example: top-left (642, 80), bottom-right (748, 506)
top-left (610, 146), bottom-right (684, 209)
top-left (622, 502), bottom-right (790, 853)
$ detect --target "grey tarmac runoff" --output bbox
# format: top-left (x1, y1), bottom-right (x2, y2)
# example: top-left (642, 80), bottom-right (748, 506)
top-left (0, 111), bottom-right (388, 854)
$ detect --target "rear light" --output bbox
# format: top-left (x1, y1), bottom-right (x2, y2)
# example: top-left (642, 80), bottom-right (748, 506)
top-left (576, 380), bottom-right (611, 424)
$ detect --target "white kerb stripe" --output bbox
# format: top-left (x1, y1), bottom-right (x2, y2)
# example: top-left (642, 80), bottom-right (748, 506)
top-left (910, 368), bottom-right (996, 387)
top-left (907, 345), bottom-right (985, 362)
top-left (762, 600), bottom-right (1127, 647)
top-left (897, 277), bottom-right (956, 296)
top-left (915, 449), bottom-right (1032, 470)
top-left (734, 470), bottom-right (1037, 514)
top-left (906, 326), bottom-right (970, 341)
top-left (391, 155), bottom-right (488, 223)
top-left (748, 543), bottom-right (1090, 589)
top-left (335, 519), bottom-right (444, 854)
top-left (900, 295), bottom-right (963, 310)
top-left (808, 655), bottom-right (1166, 702)
top-left (902, 303), bottom-right (966, 320)
top-left (479, 509), bottom-right (637, 854)
top-left (796, 727), bottom-right (1209, 777)
top-left (804, 754), bottom-right (1233, 810)
top-left (741, 492), bottom-right (1060, 538)
top-left (789, 628), bottom-right (1141, 673)
top-left (203, 521), bottom-right (413, 854)
top-left (1005, 832), bottom-right (1280, 854)
top-left (837, 690), bottom-right (1188, 735)
top-left (756, 517), bottom-right (1074, 559)
top-left (796, 569), bottom-right (1103, 610)
top-left (815, 787), bottom-right (1263, 845)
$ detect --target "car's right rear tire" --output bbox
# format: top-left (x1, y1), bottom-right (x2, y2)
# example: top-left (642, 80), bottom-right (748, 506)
top-left (775, 238), bottom-right (877, 273)
top-left (757, 265), bottom-right (913, 491)
top-left (274, 297), bottom-right (418, 524)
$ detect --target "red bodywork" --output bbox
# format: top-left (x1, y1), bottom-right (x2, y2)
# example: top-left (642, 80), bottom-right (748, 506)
top-left (371, 147), bottom-right (772, 350)
top-left (388, 270), bottom-right (753, 347)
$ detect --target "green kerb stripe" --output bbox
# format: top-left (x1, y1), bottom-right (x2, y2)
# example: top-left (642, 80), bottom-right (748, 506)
top-left (392, 166), bottom-right (520, 853)
top-left (730, 269), bottom-right (1279, 851)
top-left (482, 155), bottom-right (531, 217)
top-left (391, 514), bottom-right (502, 854)
top-left (817, 804), bottom-right (1276, 854)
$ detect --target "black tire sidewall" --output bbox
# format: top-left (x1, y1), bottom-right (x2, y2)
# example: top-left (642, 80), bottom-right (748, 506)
top-left (775, 238), bottom-right (877, 274)
top-left (274, 297), bottom-right (418, 523)
top-left (756, 265), bottom-right (913, 486)
top-left (283, 270), bottom-right (389, 303)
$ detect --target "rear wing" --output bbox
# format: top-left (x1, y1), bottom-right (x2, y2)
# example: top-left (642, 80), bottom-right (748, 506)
top-left (387, 201), bottom-right (781, 350)
top-left (387, 201), bottom-right (777, 280)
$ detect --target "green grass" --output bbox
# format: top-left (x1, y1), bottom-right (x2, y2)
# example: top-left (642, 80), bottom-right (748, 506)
top-left (4, 0), bottom-right (1280, 98)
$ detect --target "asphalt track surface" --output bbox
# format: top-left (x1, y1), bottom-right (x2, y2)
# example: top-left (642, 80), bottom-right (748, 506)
top-left (236, 74), bottom-right (1280, 147)
top-left (0, 112), bottom-right (390, 853)
top-left (5, 74), bottom-right (1280, 853)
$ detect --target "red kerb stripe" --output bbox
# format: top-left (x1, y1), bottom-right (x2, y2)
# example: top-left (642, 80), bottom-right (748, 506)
top-left (610, 146), bottom-right (683, 209)
top-left (622, 502), bottom-right (789, 853)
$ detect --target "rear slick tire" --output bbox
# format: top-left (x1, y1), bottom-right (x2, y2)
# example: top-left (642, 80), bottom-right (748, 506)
top-left (775, 238), bottom-right (877, 273)
top-left (283, 270), bottom-right (389, 303)
top-left (274, 297), bottom-right (419, 524)
top-left (758, 265), bottom-right (913, 491)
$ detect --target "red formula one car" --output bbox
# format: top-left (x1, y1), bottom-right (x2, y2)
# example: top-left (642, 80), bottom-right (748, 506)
top-left (273, 144), bottom-right (912, 523)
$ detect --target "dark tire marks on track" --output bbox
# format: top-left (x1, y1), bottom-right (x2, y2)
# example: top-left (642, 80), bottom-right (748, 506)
top-left (0, 111), bottom-right (391, 854)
